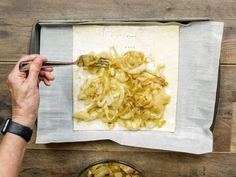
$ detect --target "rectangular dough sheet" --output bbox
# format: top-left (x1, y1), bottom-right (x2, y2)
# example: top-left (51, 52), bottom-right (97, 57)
top-left (73, 25), bottom-right (179, 131)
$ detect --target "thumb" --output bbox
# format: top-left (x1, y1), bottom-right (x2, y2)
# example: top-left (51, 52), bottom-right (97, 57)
top-left (27, 58), bottom-right (43, 85)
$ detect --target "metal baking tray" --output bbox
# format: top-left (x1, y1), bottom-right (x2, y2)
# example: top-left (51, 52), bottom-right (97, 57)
top-left (29, 18), bottom-right (219, 131)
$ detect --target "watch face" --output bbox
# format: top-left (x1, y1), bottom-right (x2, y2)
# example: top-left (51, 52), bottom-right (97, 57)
top-left (1, 118), bottom-right (10, 134)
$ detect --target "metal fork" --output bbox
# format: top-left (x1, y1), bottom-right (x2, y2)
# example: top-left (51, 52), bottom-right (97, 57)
top-left (19, 56), bottom-right (109, 72)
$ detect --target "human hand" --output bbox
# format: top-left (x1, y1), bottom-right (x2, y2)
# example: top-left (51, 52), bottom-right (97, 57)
top-left (7, 55), bottom-right (55, 128)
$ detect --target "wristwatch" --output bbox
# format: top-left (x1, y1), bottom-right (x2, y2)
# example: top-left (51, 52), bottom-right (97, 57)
top-left (1, 118), bottom-right (33, 142)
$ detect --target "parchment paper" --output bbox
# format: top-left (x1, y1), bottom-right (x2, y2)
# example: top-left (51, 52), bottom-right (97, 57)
top-left (73, 25), bottom-right (179, 131)
top-left (37, 21), bottom-right (223, 154)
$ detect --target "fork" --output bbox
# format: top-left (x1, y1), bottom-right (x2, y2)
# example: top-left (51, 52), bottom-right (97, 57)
top-left (19, 56), bottom-right (109, 72)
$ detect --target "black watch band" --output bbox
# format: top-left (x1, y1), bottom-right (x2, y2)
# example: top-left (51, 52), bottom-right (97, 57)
top-left (1, 118), bottom-right (33, 142)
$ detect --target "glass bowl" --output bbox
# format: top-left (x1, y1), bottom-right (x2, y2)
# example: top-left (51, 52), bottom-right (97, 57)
top-left (78, 160), bottom-right (145, 177)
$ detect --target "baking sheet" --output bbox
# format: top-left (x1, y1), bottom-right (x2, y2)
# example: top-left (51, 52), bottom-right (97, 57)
top-left (37, 21), bottom-right (223, 154)
top-left (73, 25), bottom-right (179, 131)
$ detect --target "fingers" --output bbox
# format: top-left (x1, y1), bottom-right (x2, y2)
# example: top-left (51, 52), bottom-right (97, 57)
top-left (8, 55), bottom-right (48, 86)
top-left (39, 68), bottom-right (54, 79)
top-left (42, 67), bottom-right (53, 72)
top-left (41, 77), bottom-right (51, 86)
top-left (39, 70), bottom-right (55, 86)
top-left (38, 67), bottom-right (55, 86)
top-left (14, 54), bottom-right (47, 74)
top-left (14, 55), bottom-right (36, 72)
top-left (39, 76), bottom-right (52, 86)
top-left (12, 54), bottom-right (55, 87)
top-left (27, 55), bottom-right (47, 85)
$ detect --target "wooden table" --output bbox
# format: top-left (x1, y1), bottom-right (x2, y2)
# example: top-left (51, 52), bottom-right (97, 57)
top-left (0, 1), bottom-right (236, 176)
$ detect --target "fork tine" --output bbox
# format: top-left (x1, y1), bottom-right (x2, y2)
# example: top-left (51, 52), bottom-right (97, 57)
top-left (98, 57), bottom-right (108, 62)
top-left (95, 57), bottom-right (110, 66)
top-left (101, 61), bottom-right (110, 65)
top-left (92, 63), bottom-right (108, 68)
top-left (92, 61), bottom-right (109, 67)
top-left (97, 59), bottom-right (109, 65)
top-left (99, 61), bottom-right (109, 66)
top-left (84, 57), bottom-right (110, 68)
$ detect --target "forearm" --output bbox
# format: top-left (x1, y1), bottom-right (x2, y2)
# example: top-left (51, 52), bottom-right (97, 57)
top-left (0, 133), bottom-right (27, 177)
top-left (0, 55), bottom-right (54, 177)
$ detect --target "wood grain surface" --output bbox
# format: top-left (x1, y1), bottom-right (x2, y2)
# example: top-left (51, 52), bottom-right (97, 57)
top-left (0, 0), bottom-right (235, 19)
top-left (20, 150), bottom-right (236, 177)
top-left (214, 66), bottom-right (236, 151)
top-left (0, 0), bottom-right (236, 176)
top-left (231, 103), bottom-right (236, 152)
top-left (0, 0), bottom-right (236, 63)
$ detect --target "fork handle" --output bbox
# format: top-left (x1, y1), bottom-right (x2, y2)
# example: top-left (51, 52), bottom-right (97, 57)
top-left (19, 61), bottom-right (74, 72)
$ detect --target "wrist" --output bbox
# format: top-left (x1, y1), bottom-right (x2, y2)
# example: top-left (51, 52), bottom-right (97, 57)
top-left (12, 107), bottom-right (37, 129)
top-left (5, 132), bottom-right (27, 145)
top-left (12, 116), bottom-right (36, 129)
top-left (2, 118), bottom-right (33, 143)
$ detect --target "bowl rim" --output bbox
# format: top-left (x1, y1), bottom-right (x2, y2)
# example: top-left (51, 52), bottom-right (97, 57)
top-left (77, 159), bottom-right (145, 177)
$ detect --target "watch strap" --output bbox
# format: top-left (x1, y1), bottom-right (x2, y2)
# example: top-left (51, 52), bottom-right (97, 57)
top-left (1, 118), bottom-right (33, 142)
